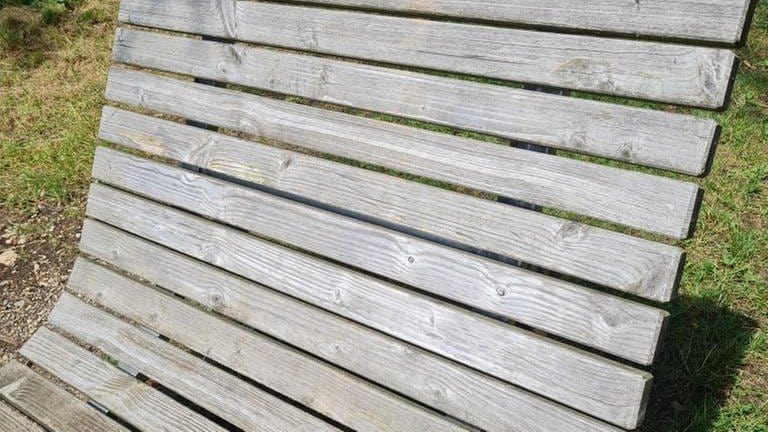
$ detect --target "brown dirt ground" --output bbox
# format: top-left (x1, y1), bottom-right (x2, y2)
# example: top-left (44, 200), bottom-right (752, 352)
top-left (0, 203), bottom-right (83, 365)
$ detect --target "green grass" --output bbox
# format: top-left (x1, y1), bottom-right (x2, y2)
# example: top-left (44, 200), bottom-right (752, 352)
top-left (1, 0), bottom-right (767, 430)
top-left (0, 0), bottom-right (114, 208)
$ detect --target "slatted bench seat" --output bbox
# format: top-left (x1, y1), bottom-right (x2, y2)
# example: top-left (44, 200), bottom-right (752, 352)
top-left (0, 0), bottom-right (756, 431)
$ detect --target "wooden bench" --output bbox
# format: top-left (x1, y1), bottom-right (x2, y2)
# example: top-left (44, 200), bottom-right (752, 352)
top-left (0, 1), bottom-right (757, 431)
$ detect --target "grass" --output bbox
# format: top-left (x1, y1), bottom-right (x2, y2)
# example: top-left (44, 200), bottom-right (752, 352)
top-left (0, 0), bottom-right (114, 208)
top-left (644, 6), bottom-right (768, 429)
top-left (1, 0), bottom-right (767, 430)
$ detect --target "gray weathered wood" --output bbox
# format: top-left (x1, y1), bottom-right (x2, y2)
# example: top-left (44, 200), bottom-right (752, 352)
top-left (76, 219), bottom-right (625, 432)
top-left (19, 328), bottom-right (226, 432)
top-left (277, 0), bottom-right (753, 45)
top-left (65, 259), bottom-right (474, 432)
top-left (89, 147), bottom-right (668, 365)
top-left (0, 361), bottom-right (129, 432)
top-left (112, 10), bottom-right (736, 108)
top-left (0, 401), bottom-right (44, 432)
top-left (107, 47), bottom-right (717, 177)
top-left (100, 106), bottom-right (686, 299)
top-left (104, 69), bottom-right (708, 240)
top-left (13, 1), bottom-right (749, 431)
top-left (110, 30), bottom-right (706, 235)
top-left (48, 293), bottom-right (341, 432)
top-left (84, 181), bottom-right (652, 428)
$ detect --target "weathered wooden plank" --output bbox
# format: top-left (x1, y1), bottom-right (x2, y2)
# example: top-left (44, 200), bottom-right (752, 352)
top-left (108, 45), bottom-right (717, 177)
top-left (100, 106), bottom-right (686, 299)
top-left (19, 328), bottom-right (226, 432)
top-left (0, 361), bottom-right (129, 432)
top-left (76, 220), bottom-right (625, 432)
top-left (98, 110), bottom-right (673, 357)
top-left (278, 0), bottom-right (753, 45)
top-left (0, 401), bottom-right (44, 432)
top-left (104, 69), bottom-right (706, 241)
top-left (48, 294), bottom-right (341, 432)
top-left (65, 259), bottom-right (474, 432)
top-left (112, 8), bottom-right (736, 108)
top-left (111, 30), bottom-right (705, 237)
top-left (89, 147), bottom-right (668, 366)
top-left (84, 182), bottom-right (653, 428)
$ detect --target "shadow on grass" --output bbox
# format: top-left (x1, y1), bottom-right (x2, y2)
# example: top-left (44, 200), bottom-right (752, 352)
top-left (0, 6), bottom-right (55, 69)
top-left (641, 295), bottom-right (758, 432)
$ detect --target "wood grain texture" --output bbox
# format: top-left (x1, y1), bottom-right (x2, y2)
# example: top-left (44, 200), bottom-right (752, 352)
top-left (107, 46), bottom-right (718, 177)
top-left (0, 361), bottom-right (129, 432)
top-left (112, 6), bottom-right (737, 108)
top-left (110, 29), bottom-right (705, 237)
top-left (276, 0), bottom-right (753, 45)
top-left (104, 68), bottom-right (707, 240)
top-left (48, 293), bottom-right (340, 432)
top-left (84, 181), bottom-right (652, 429)
top-left (99, 105), bottom-right (685, 299)
top-left (65, 259), bottom-right (474, 432)
top-left (76, 219), bottom-right (624, 432)
top-left (19, 328), bottom-right (226, 432)
top-left (89, 146), bottom-right (668, 366)
top-left (0, 401), bottom-right (44, 432)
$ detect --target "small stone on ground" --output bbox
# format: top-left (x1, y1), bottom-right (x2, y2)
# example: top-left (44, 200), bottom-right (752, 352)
top-left (0, 205), bottom-right (82, 366)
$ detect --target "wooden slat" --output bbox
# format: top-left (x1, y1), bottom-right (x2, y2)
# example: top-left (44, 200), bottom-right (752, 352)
top-left (19, 328), bottom-right (226, 432)
top-left (84, 182), bottom-right (653, 428)
top-left (105, 69), bottom-right (706, 241)
top-left (0, 401), bottom-right (44, 432)
top-left (100, 106), bottom-right (686, 299)
top-left (0, 361), bottom-right (129, 432)
top-left (89, 147), bottom-right (668, 366)
top-left (112, 7), bottom-right (737, 108)
top-left (278, 0), bottom-right (753, 45)
top-left (96, 115), bottom-right (675, 358)
top-left (77, 219), bottom-right (624, 432)
top-left (48, 294), bottom-right (340, 432)
top-left (65, 259), bottom-right (474, 432)
top-left (111, 29), bottom-right (705, 237)
top-left (108, 37), bottom-right (718, 177)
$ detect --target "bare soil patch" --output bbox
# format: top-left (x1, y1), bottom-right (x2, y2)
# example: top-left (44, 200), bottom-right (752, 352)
top-left (0, 203), bottom-right (83, 365)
